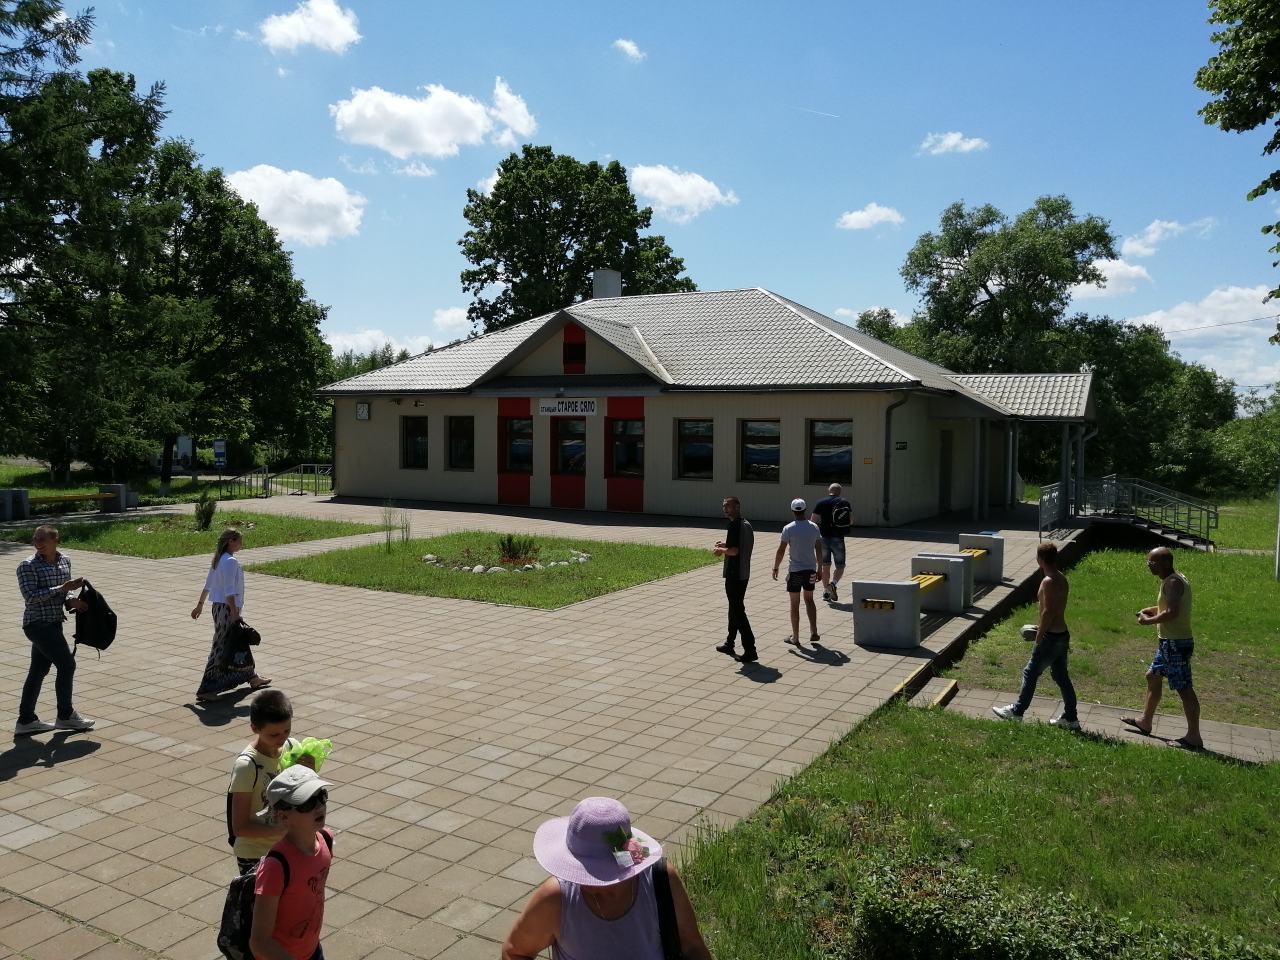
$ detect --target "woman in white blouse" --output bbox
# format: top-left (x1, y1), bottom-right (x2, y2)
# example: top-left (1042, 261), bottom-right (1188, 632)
top-left (191, 529), bottom-right (270, 702)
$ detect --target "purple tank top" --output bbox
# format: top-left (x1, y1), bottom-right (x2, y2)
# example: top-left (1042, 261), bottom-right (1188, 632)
top-left (554, 874), bottom-right (665, 960)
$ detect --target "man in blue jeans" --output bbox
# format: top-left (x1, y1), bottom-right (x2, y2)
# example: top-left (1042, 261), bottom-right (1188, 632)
top-left (14, 525), bottom-right (96, 735)
top-left (993, 542), bottom-right (1079, 730)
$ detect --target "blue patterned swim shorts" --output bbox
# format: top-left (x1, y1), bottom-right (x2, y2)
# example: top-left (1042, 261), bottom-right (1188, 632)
top-left (1149, 638), bottom-right (1194, 691)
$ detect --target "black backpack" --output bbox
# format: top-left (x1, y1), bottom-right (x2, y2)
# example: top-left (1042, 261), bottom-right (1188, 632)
top-left (217, 830), bottom-right (333, 960)
top-left (73, 581), bottom-right (116, 656)
top-left (832, 499), bottom-right (853, 531)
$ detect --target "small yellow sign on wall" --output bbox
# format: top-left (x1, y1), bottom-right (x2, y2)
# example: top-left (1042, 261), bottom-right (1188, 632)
top-left (863, 457), bottom-right (874, 464)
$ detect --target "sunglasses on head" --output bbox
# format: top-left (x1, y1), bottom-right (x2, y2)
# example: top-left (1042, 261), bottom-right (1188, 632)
top-left (277, 788), bottom-right (327, 813)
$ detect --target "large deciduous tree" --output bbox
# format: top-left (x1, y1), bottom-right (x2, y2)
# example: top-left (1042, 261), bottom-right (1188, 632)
top-left (1195, 0), bottom-right (1280, 329)
top-left (900, 196), bottom-right (1116, 372)
top-left (459, 145), bottom-right (695, 333)
top-left (142, 139), bottom-right (331, 483)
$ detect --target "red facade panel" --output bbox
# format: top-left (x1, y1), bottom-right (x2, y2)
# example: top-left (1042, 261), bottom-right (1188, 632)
top-left (497, 397), bottom-right (531, 506)
top-left (605, 396), bottom-right (645, 512)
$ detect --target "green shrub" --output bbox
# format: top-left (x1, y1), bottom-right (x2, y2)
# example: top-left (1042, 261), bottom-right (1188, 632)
top-left (497, 533), bottom-right (538, 564)
top-left (845, 857), bottom-right (1279, 960)
top-left (193, 489), bottom-right (218, 531)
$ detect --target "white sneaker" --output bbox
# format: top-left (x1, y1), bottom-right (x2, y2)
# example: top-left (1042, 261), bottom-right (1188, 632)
top-left (14, 719), bottom-right (56, 735)
top-left (1049, 716), bottom-right (1082, 731)
top-left (992, 704), bottom-right (1023, 721)
top-left (55, 712), bottom-right (96, 731)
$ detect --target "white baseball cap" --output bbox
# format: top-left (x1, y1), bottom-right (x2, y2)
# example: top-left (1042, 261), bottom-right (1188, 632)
top-left (790, 498), bottom-right (806, 512)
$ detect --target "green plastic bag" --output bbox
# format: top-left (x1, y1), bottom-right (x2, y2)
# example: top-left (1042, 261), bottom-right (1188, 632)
top-left (278, 737), bottom-right (334, 772)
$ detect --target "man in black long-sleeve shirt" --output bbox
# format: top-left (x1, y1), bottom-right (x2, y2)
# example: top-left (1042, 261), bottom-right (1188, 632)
top-left (712, 497), bottom-right (756, 663)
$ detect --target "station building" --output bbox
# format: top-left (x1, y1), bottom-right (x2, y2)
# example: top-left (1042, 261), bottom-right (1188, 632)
top-left (320, 278), bottom-right (1094, 526)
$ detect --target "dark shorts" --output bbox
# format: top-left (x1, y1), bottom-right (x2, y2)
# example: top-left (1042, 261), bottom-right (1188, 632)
top-left (820, 535), bottom-right (846, 567)
top-left (786, 570), bottom-right (817, 593)
top-left (1149, 638), bottom-right (1194, 691)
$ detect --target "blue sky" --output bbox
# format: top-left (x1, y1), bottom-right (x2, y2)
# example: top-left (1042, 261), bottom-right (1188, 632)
top-left (81, 0), bottom-right (1279, 392)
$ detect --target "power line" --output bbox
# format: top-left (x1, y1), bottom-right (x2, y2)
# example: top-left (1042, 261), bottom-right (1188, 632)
top-left (1157, 312), bottom-right (1280, 335)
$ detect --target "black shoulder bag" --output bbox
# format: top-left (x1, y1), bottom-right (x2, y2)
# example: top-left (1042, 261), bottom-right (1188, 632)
top-left (652, 858), bottom-right (685, 960)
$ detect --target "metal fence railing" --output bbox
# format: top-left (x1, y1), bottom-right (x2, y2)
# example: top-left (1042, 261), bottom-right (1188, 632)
top-left (1039, 475), bottom-right (1218, 546)
top-left (268, 464), bottom-right (333, 497)
top-left (218, 466), bottom-right (270, 500)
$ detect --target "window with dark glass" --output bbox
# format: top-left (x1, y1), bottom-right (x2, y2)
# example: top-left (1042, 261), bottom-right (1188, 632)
top-left (563, 339), bottom-right (586, 369)
top-left (609, 420), bottom-right (644, 477)
top-left (676, 419), bottom-right (714, 479)
top-left (554, 418), bottom-right (586, 474)
top-left (739, 420), bottom-right (780, 482)
top-left (447, 416), bottom-right (474, 471)
top-left (808, 420), bottom-right (853, 484)
top-left (504, 417), bottom-right (533, 473)
top-left (401, 417), bottom-right (429, 469)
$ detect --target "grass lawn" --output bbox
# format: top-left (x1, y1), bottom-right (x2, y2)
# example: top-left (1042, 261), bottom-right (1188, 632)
top-left (948, 548), bottom-right (1280, 728)
top-left (681, 704), bottom-right (1280, 957)
top-left (1215, 495), bottom-right (1278, 551)
top-left (0, 511), bottom-right (385, 559)
top-left (247, 530), bottom-right (718, 608)
top-left (0, 461), bottom-right (333, 507)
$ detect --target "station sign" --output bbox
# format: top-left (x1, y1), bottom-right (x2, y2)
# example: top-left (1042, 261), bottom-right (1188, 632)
top-left (537, 398), bottom-right (598, 416)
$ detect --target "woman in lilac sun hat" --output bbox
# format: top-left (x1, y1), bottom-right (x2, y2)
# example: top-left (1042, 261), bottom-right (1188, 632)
top-left (502, 796), bottom-right (714, 960)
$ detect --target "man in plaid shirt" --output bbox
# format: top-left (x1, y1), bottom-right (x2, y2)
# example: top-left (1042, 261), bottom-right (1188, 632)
top-left (15, 525), bottom-right (95, 734)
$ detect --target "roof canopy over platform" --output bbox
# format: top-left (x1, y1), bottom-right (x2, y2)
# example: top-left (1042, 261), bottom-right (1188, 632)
top-left (321, 288), bottom-right (1093, 423)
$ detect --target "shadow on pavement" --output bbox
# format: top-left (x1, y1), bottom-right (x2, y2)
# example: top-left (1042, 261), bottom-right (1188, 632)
top-left (0, 730), bottom-right (100, 781)
top-left (185, 688), bottom-right (254, 726)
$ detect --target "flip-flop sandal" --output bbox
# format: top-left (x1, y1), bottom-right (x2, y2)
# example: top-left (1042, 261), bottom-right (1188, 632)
top-left (1120, 716), bottom-right (1152, 735)
top-left (196, 694), bottom-right (218, 703)
top-left (1174, 737), bottom-right (1204, 750)
top-left (784, 637), bottom-right (801, 648)
top-left (249, 677), bottom-right (273, 690)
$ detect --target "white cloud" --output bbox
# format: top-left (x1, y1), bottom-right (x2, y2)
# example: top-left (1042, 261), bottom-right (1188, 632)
top-left (226, 165), bottom-right (365, 246)
top-left (1127, 285), bottom-right (1280, 387)
top-left (630, 164), bottom-right (738, 224)
top-left (1069, 258), bottom-right (1152, 300)
top-left (1120, 217), bottom-right (1215, 258)
top-left (489, 77), bottom-right (536, 147)
top-left (475, 169), bottom-right (500, 194)
top-left (919, 131), bottom-right (989, 155)
top-left (613, 38), bottom-right (646, 61)
top-left (330, 77), bottom-right (535, 159)
top-left (259, 0), bottom-right (360, 54)
top-left (834, 305), bottom-right (903, 323)
top-left (836, 202), bottom-right (904, 230)
top-left (338, 154), bottom-right (378, 175)
top-left (395, 160), bottom-right (436, 178)
top-left (432, 307), bottom-right (470, 332)
top-left (325, 328), bottom-right (433, 357)
top-left (233, 29), bottom-right (252, 42)
top-left (276, 66), bottom-right (289, 78)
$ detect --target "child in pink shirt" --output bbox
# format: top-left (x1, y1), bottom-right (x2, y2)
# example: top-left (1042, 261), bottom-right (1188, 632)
top-left (249, 766), bottom-right (334, 960)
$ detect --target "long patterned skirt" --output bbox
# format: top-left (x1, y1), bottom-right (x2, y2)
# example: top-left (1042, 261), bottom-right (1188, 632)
top-left (196, 602), bottom-right (256, 696)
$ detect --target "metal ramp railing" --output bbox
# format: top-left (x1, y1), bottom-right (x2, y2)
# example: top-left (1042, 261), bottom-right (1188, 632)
top-left (1039, 475), bottom-right (1218, 548)
top-left (218, 466), bottom-right (270, 500)
top-left (268, 464), bottom-right (333, 496)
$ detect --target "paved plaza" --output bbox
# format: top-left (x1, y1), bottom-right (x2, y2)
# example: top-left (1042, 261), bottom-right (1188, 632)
top-left (0, 499), bottom-right (1055, 960)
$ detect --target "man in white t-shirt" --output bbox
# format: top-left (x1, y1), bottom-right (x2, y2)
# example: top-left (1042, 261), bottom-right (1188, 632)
top-left (773, 498), bottom-right (824, 649)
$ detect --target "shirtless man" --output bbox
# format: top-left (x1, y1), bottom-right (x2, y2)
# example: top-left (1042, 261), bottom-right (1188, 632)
top-left (1122, 547), bottom-right (1202, 749)
top-left (993, 542), bottom-right (1080, 730)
